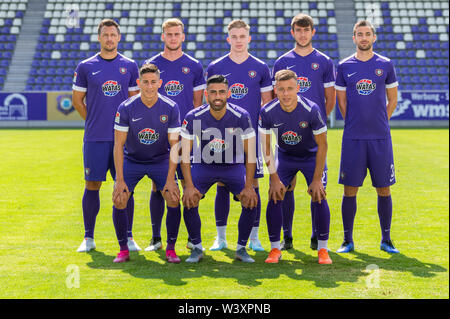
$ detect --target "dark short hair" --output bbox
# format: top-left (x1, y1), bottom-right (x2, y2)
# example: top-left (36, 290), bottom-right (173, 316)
top-left (353, 20), bottom-right (375, 35)
top-left (139, 63), bottom-right (160, 77)
top-left (98, 19), bottom-right (120, 35)
top-left (206, 74), bottom-right (228, 87)
top-left (291, 13), bottom-right (314, 31)
top-left (274, 69), bottom-right (298, 83)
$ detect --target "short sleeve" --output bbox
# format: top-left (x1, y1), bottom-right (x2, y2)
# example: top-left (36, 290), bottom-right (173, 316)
top-left (168, 103), bottom-right (181, 133)
top-left (334, 64), bottom-right (347, 91)
top-left (193, 62), bottom-right (206, 91)
top-left (114, 102), bottom-right (130, 132)
top-left (258, 109), bottom-right (272, 135)
top-left (323, 58), bottom-right (336, 88)
top-left (240, 112), bottom-right (255, 140)
top-left (72, 63), bottom-right (87, 92)
top-left (205, 62), bottom-right (215, 81)
top-left (260, 63), bottom-right (273, 93)
top-left (311, 105), bottom-right (327, 135)
top-left (180, 113), bottom-right (195, 140)
top-left (128, 62), bottom-right (140, 92)
top-left (271, 59), bottom-right (282, 86)
top-left (385, 61), bottom-right (399, 89)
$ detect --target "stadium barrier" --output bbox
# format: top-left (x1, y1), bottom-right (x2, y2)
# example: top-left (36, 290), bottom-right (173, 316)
top-left (0, 90), bottom-right (448, 128)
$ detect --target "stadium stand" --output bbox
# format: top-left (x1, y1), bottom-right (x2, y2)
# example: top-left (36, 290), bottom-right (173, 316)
top-left (0, 0), bottom-right (28, 90)
top-left (0, 0), bottom-right (447, 92)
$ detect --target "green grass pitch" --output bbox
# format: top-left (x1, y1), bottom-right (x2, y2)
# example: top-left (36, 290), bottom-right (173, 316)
top-left (0, 128), bottom-right (448, 299)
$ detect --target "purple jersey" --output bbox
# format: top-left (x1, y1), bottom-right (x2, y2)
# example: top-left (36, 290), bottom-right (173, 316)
top-left (114, 93), bottom-right (181, 164)
top-left (272, 49), bottom-right (335, 120)
top-left (144, 53), bottom-right (206, 120)
top-left (73, 53), bottom-right (140, 142)
top-left (259, 95), bottom-right (327, 160)
top-left (335, 53), bottom-right (398, 139)
top-left (181, 103), bottom-right (255, 165)
top-left (205, 54), bottom-right (273, 129)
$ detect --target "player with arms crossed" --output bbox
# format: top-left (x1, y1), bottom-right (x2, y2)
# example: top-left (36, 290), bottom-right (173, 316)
top-left (259, 69), bottom-right (332, 265)
top-left (335, 20), bottom-right (399, 254)
top-left (72, 19), bottom-right (140, 252)
top-left (144, 18), bottom-right (206, 252)
top-left (205, 20), bottom-right (273, 252)
top-left (180, 75), bottom-right (259, 263)
top-left (112, 64), bottom-right (182, 263)
top-left (272, 13), bottom-right (336, 251)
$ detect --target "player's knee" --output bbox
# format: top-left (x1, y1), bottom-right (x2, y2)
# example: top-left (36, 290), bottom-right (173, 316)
top-left (151, 181), bottom-right (158, 192)
top-left (344, 186), bottom-right (358, 197)
top-left (376, 187), bottom-right (390, 197)
top-left (217, 182), bottom-right (225, 187)
top-left (86, 181), bottom-right (102, 190)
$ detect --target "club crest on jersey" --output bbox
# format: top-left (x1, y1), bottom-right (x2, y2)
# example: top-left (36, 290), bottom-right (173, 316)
top-left (102, 80), bottom-right (122, 97)
top-left (115, 112), bottom-right (120, 123)
top-left (182, 67), bottom-right (190, 74)
top-left (208, 138), bottom-right (228, 153)
top-left (230, 83), bottom-right (248, 99)
top-left (375, 69), bottom-right (383, 76)
top-left (248, 70), bottom-right (257, 78)
top-left (297, 77), bottom-right (312, 93)
top-left (299, 121), bottom-right (309, 128)
top-left (160, 114), bottom-right (168, 123)
top-left (138, 128), bottom-right (160, 145)
top-left (119, 67), bottom-right (127, 74)
top-left (356, 79), bottom-right (376, 95)
top-left (165, 80), bottom-right (184, 97)
top-left (281, 131), bottom-right (302, 145)
top-left (311, 63), bottom-right (319, 70)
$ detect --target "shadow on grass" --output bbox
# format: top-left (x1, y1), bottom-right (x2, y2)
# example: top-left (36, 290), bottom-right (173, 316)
top-left (85, 246), bottom-right (446, 289)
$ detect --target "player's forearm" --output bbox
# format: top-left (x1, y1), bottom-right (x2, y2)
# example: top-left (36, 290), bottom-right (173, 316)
top-left (313, 143), bottom-right (327, 183)
top-left (72, 100), bottom-right (87, 120)
top-left (244, 162), bottom-right (256, 188)
top-left (180, 163), bottom-right (194, 188)
top-left (324, 88), bottom-right (336, 117)
top-left (113, 145), bottom-right (125, 182)
top-left (387, 101), bottom-right (398, 120)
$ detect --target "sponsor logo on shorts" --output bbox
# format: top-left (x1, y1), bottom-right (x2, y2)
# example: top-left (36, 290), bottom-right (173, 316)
top-left (230, 83), bottom-right (248, 99)
top-left (102, 80), bottom-right (122, 97)
top-left (340, 171), bottom-right (345, 180)
top-left (208, 138), bottom-right (228, 153)
top-left (297, 77), bottom-right (312, 93)
top-left (138, 128), bottom-right (160, 145)
top-left (160, 114), bottom-right (168, 123)
top-left (281, 131), bottom-right (302, 145)
top-left (165, 80), bottom-right (184, 96)
top-left (356, 79), bottom-right (376, 95)
top-left (85, 168), bottom-right (90, 176)
top-left (311, 63), bottom-right (319, 70)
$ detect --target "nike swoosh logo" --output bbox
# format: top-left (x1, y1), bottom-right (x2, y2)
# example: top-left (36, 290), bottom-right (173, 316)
top-left (347, 72), bottom-right (357, 77)
top-left (223, 73), bottom-right (231, 77)
top-left (132, 118), bottom-right (142, 122)
top-left (286, 65), bottom-right (296, 70)
top-left (274, 123), bottom-right (284, 127)
top-left (92, 71), bottom-right (101, 75)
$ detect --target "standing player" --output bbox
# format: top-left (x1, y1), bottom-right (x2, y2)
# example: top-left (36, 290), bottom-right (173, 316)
top-left (143, 18), bottom-right (206, 252)
top-left (259, 69), bottom-right (332, 264)
top-left (334, 20), bottom-right (399, 254)
top-left (72, 19), bottom-right (140, 252)
top-left (180, 75), bottom-right (259, 263)
top-left (272, 13), bottom-right (336, 251)
top-left (112, 64), bottom-right (182, 263)
top-left (205, 19), bottom-right (273, 252)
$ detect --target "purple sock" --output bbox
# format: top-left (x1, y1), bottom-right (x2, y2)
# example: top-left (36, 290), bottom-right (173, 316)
top-left (126, 194), bottom-right (134, 238)
top-left (282, 190), bottom-right (295, 239)
top-left (166, 205), bottom-right (181, 248)
top-left (342, 196), bottom-right (357, 243)
top-left (312, 200), bottom-right (330, 241)
top-left (214, 185), bottom-right (230, 227)
top-left (82, 189), bottom-right (100, 238)
top-left (266, 199), bottom-right (283, 243)
top-left (237, 206), bottom-right (257, 246)
top-left (253, 187), bottom-right (261, 227)
top-left (310, 201), bottom-right (317, 239)
top-left (113, 206), bottom-right (128, 250)
top-left (377, 195), bottom-right (392, 242)
top-left (150, 191), bottom-right (165, 238)
top-left (183, 206), bottom-right (201, 245)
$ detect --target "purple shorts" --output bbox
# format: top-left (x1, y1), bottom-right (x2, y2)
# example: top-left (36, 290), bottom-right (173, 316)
top-left (123, 159), bottom-right (174, 192)
top-left (339, 138), bottom-right (395, 188)
top-left (191, 164), bottom-right (246, 196)
top-left (276, 156), bottom-right (328, 189)
top-left (83, 141), bottom-right (115, 181)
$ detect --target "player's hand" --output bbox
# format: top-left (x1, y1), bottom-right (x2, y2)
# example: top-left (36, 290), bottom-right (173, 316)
top-left (182, 186), bottom-right (202, 209)
top-left (307, 180), bottom-right (326, 204)
top-left (239, 186), bottom-right (258, 209)
top-left (113, 180), bottom-right (130, 209)
top-left (269, 180), bottom-right (286, 204)
top-left (163, 180), bottom-right (180, 203)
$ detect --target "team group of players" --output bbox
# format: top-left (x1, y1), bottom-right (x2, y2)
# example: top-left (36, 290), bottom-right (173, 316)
top-left (72, 13), bottom-right (400, 265)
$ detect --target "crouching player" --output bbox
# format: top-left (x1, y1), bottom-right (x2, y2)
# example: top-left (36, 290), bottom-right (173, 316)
top-left (180, 74), bottom-right (259, 263)
top-left (112, 64), bottom-right (182, 263)
top-left (259, 69), bottom-right (332, 264)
